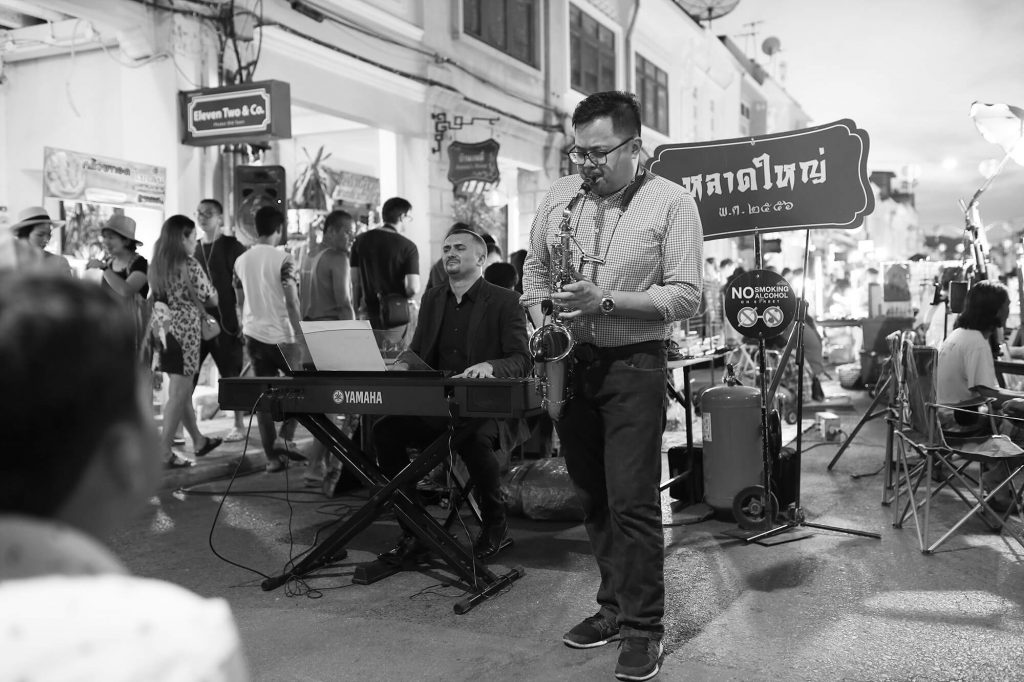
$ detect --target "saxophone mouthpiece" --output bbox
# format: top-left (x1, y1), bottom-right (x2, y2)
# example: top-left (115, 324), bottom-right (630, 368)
top-left (580, 178), bottom-right (592, 193)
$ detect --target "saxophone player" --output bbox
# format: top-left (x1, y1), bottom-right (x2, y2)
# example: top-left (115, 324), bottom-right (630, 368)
top-left (521, 91), bottom-right (703, 682)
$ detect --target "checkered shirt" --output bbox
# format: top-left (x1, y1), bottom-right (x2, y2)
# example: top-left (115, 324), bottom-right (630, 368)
top-left (521, 172), bottom-right (704, 347)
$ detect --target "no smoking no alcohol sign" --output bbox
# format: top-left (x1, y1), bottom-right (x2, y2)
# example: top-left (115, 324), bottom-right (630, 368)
top-left (723, 270), bottom-right (797, 339)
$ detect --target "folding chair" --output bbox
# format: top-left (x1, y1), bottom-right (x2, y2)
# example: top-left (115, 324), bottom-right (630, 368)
top-left (890, 338), bottom-right (1024, 553)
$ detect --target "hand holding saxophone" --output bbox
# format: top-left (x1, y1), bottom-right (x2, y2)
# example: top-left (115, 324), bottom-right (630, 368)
top-left (550, 279), bottom-right (603, 318)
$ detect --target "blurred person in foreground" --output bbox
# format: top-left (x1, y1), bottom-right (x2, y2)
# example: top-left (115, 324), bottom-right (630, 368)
top-left (0, 272), bottom-right (247, 681)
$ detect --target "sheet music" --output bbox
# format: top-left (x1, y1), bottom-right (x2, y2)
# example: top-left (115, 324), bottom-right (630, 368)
top-left (299, 320), bottom-right (387, 372)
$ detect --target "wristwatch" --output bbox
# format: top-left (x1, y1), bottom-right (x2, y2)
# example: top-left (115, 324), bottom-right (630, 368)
top-left (599, 292), bottom-right (616, 316)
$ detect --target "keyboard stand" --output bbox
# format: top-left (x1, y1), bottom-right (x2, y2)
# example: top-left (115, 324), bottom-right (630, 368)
top-left (260, 413), bottom-right (524, 614)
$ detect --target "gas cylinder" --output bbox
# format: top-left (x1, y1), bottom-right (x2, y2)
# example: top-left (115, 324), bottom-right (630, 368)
top-left (700, 363), bottom-right (763, 513)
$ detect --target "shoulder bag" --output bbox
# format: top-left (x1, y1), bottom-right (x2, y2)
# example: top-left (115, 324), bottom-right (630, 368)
top-left (378, 291), bottom-right (411, 328)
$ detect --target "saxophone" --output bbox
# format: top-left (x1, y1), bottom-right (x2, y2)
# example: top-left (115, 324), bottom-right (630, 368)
top-left (529, 178), bottom-right (591, 420)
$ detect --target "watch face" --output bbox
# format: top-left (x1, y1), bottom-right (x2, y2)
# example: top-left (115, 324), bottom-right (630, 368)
top-left (601, 297), bottom-right (614, 313)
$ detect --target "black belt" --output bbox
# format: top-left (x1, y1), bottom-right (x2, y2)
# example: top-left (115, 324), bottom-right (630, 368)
top-left (576, 340), bottom-right (665, 364)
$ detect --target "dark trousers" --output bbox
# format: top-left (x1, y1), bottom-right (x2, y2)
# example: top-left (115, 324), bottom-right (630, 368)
top-left (373, 416), bottom-right (504, 526)
top-left (556, 342), bottom-right (667, 638)
top-left (245, 336), bottom-right (297, 460)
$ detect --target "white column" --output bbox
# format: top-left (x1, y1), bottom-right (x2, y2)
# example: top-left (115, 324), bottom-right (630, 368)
top-left (378, 129), bottom-right (398, 209)
top-left (395, 133), bottom-right (432, 286)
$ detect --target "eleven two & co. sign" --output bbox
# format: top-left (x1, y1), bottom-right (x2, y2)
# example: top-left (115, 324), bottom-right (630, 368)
top-left (179, 80), bottom-right (292, 147)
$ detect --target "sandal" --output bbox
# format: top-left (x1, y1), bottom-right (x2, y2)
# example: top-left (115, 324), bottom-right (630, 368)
top-left (165, 453), bottom-right (194, 469)
top-left (272, 441), bottom-right (307, 462)
top-left (265, 456), bottom-right (288, 473)
top-left (194, 436), bottom-right (223, 458)
top-left (223, 428), bottom-right (246, 443)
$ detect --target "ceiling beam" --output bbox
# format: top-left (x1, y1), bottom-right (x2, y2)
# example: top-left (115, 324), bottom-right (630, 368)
top-left (0, 6), bottom-right (37, 28)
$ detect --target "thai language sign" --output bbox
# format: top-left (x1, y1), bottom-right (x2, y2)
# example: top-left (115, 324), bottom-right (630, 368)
top-left (42, 147), bottom-right (166, 208)
top-left (447, 139), bottom-right (501, 185)
top-left (179, 80), bottom-right (291, 146)
top-left (647, 119), bottom-right (874, 240)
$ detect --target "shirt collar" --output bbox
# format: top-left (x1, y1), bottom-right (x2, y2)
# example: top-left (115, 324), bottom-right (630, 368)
top-left (447, 275), bottom-right (484, 302)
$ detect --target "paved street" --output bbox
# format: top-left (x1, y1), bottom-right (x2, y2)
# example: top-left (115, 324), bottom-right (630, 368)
top-left (112, 377), bottom-right (1024, 681)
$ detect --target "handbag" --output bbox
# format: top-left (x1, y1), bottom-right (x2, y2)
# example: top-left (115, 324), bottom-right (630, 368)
top-left (378, 292), bottom-right (411, 328)
top-left (186, 266), bottom-right (221, 341)
top-left (200, 314), bottom-right (221, 341)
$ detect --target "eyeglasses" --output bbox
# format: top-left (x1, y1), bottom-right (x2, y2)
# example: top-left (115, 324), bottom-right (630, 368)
top-left (567, 137), bottom-right (636, 166)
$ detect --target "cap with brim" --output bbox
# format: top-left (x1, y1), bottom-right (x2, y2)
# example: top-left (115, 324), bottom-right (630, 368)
top-left (9, 206), bottom-right (65, 233)
top-left (101, 214), bottom-right (142, 246)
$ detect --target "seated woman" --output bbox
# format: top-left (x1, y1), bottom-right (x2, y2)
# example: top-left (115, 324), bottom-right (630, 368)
top-left (936, 280), bottom-right (1023, 417)
top-left (935, 280), bottom-right (1024, 505)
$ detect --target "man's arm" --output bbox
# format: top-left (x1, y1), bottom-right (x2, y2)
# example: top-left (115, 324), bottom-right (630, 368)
top-left (456, 289), bottom-right (532, 379)
top-left (232, 270), bottom-right (245, 330)
top-left (403, 273), bottom-right (420, 299)
top-left (331, 254), bottom-right (355, 320)
top-left (350, 266), bottom-right (365, 319)
top-left (554, 192), bottom-right (703, 321)
top-left (283, 279), bottom-right (304, 339)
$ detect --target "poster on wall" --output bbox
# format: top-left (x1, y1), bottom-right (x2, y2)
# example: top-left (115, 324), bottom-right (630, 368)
top-left (42, 147), bottom-right (166, 209)
top-left (647, 119), bottom-right (874, 240)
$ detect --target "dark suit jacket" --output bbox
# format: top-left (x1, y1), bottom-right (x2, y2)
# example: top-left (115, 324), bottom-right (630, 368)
top-left (411, 277), bottom-right (531, 377)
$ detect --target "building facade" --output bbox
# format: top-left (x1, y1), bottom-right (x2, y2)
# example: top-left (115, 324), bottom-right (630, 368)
top-left (0, 0), bottom-right (814, 290)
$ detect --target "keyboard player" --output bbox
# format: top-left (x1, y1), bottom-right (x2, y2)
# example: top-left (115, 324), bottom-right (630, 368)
top-left (374, 228), bottom-right (531, 562)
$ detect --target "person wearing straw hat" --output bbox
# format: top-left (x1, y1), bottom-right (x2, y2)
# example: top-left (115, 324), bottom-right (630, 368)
top-left (87, 214), bottom-right (151, 360)
top-left (9, 206), bottom-right (72, 276)
top-left (86, 215), bottom-right (149, 300)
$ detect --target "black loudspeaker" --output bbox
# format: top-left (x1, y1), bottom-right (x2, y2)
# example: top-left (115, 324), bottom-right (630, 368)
top-left (234, 165), bottom-right (286, 244)
top-left (948, 281), bottom-right (968, 314)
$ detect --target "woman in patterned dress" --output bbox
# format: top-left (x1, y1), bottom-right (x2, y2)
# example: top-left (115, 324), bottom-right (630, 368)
top-left (149, 215), bottom-right (223, 468)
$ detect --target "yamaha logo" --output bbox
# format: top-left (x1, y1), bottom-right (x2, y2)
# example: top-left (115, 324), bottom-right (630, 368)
top-left (332, 390), bottom-right (344, 404)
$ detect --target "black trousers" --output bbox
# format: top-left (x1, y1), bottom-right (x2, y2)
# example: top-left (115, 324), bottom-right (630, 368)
top-left (557, 341), bottom-right (667, 638)
top-left (372, 416), bottom-right (504, 526)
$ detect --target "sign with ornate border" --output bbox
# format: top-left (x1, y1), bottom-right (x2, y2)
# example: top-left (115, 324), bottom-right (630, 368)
top-left (647, 119), bottom-right (874, 240)
top-left (179, 80), bottom-right (292, 146)
top-left (447, 139), bottom-right (501, 185)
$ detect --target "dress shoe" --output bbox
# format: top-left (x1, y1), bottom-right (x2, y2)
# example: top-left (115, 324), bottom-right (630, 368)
top-left (473, 520), bottom-right (511, 560)
top-left (377, 534), bottom-right (426, 565)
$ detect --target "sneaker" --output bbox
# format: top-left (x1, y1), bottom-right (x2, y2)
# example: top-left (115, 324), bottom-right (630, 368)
top-left (563, 612), bottom-right (620, 649)
top-left (615, 637), bottom-right (663, 681)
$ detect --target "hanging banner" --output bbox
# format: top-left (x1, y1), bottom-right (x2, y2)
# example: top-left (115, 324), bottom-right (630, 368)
top-left (647, 119), bottom-right (874, 240)
top-left (42, 147), bottom-right (166, 208)
top-left (447, 139), bottom-right (501, 185)
top-left (179, 80), bottom-right (291, 146)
